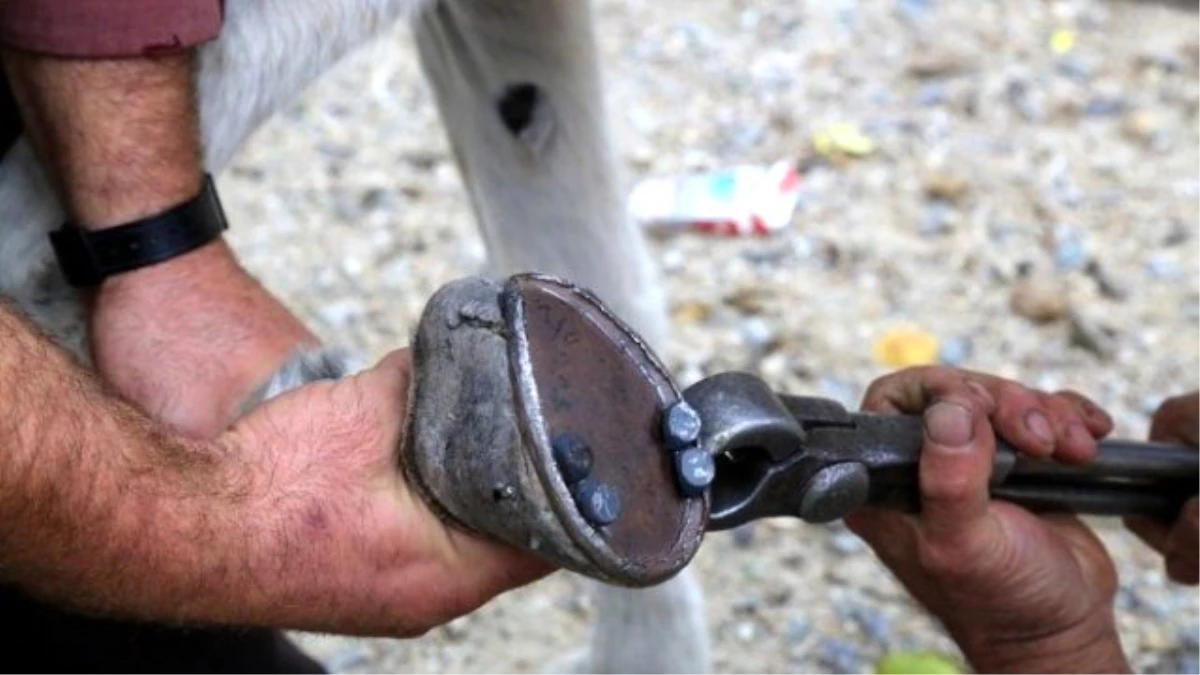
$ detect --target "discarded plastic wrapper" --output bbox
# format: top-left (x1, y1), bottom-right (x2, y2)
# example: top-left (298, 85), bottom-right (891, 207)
top-left (627, 160), bottom-right (802, 237)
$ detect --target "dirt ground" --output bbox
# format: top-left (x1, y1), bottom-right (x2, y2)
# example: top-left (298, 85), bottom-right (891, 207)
top-left (217, 0), bottom-right (1199, 672)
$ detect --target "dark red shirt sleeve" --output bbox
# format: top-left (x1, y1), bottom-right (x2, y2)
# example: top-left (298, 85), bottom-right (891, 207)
top-left (0, 1), bottom-right (224, 58)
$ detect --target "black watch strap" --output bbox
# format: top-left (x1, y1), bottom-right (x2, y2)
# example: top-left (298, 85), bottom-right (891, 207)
top-left (49, 174), bottom-right (229, 287)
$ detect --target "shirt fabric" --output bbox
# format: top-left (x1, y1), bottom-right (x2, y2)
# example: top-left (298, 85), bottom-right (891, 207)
top-left (0, 0), bottom-right (225, 157)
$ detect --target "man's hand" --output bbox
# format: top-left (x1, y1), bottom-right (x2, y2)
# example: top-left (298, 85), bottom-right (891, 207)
top-left (845, 366), bottom-right (1128, 674)
top-left (89, 239), bottom-right (318, 438)
top-left (0, 299), bottom-right (551, 636)
top-left (1125, 391), bottom-right (1199, 585)
top-left (203, 348), bottom-right (553, 635)
top-left (4, 50), bottom-right (316, 437)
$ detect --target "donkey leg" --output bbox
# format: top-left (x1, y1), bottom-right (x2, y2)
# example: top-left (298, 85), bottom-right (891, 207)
top-left (413, 2), bottom-right (707, 673)
top-left (411, 0), bottom-right (667, 348)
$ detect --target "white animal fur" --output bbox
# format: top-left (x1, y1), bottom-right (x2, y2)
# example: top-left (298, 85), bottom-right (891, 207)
top-left (0, 0), bottom-right (706, 672)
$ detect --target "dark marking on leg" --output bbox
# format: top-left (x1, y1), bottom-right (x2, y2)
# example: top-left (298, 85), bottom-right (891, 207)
top-left (497, 83), bottom-right (540, 137)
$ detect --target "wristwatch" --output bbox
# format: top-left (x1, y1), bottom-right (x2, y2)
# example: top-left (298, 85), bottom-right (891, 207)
top-left (48, 174), bottom-right (229, 287)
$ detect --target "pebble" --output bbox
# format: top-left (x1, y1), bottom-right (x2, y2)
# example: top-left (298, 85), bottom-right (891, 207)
top-left (829, 529), bottom-right (867, 556)
top-left (1179, 654), bottom-right (1200, 675)
top-left (1009, 264), bottom-right (1071, 324)
top-left (922, 171), bottom-right (970, 203)
top-left (325, 647), bottom-right (371, 673)
top-left (740, 317), bottom-right (778, 351)
top-left (819, 638), bottom-right (863, 674)
top-left (1146, 255), bottom-right (1183, 280)
top-left (1084, 259), bottom-right (1130, 301)
top-left (907, 50), bottom-right (974, 79)
top-left (937, 336), bottom-right (973, 366)
top-left (847, 604), bottom-right (893, 643)
top-left (1180, 624), bottom-right (1200, 651)
top-left (1083, 96), bottom-right (1126, 117)
top-left (1122, 109), bottom-right (1163, 144)
top-left (734, 621), bottom-right (757, 642)
top-left (1068, 309), bottom-right (1117, 360)
top-left (786, 616), bottom-right (813, 643)
top-left (1053, 226), bottom-right (1087, 271)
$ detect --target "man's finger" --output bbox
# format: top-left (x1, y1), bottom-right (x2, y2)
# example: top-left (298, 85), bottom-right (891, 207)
top-left (1165, 498), bottom-right (1199, 585)
top-left (1055, 389), bottom-right (1115, 438)
top-left (917, 397), bottom-right (996, 547)
top-left (861, 366), bottom-right (997, 415)
top-left (1149, 392), bottom-right (1199, 446)
top-left (1123, 515), bottom-right (1169, 554)
top-left (1040, 392), bottom-right (1098, 464)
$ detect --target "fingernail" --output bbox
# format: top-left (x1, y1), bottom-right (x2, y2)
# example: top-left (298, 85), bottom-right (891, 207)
top-left (1024, 410), bottom-right (1055, 445)
top-left (925, 402), bottom-right (975, 449)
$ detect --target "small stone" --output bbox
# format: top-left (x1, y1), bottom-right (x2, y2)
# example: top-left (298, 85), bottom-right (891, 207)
top-left (1146, 255), bottom-right (1183, 280)
top-left (786, 616), bottom-right (813, 643)
top-left (907, 50), bottom-right (974, 79)
top-left (661, 247), bottom-right (686, 272)
top-left (1178, 654), bottom-right (1199, 675)
top-left (359, 186), bottom-right (390, 211)
top-left (1084, 259), bottom-right (1130, 301)
top-left (916, 82), bottom-right (949, 107)
top-left (442, 616), bottom-right (471, 641)
top-left (325, 647), bottom-right (371, 673)
top-left (731, 597), bottom-right (760, 616)
top-left (1053, 227), bottom-right (1087, 271)
top-left (1163, 220), bottom-right (1191, 247)
top-left (765, 587), bottom-right (794, 607)
top-left (1007, 79), bottom-right (1043, 121)
top-left (922, 171), bottom-right (970, 203)
top-left (1083, 96), bottom-right (1126, 117)
top-left (724, 286), bottom-right (772, 313)
top-left (938, 336), bottom-right (973, 366)
top-left (896, 0), bottom-right (933, 22)
top-left (1009, 263), bottom-right (1070, 324)
top-left (921, 201), bottom-right (956, 236)
top-left (672, 300), bottom-right (713, 325)
top-left (735, 621), bottom-right (757, 642)
top-left (1122, 109), bottom-right (1162, 144)
top-left (1180, 624), bottom-right (1200, 651)
top-left (819, 638), bottom-right (862, 674)
top-left (849, 605), bottom-right (892, 642)
top-left (829, 530), bottom-right (866, 555)
top-left (740, 317), bottom-right (778, 352)
top-left (1068, 309), bottom-right (1117, 360)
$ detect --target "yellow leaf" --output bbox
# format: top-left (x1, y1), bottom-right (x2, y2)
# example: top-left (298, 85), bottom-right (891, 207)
top-left (877, 651), bottom-right (964, 674)
top-left (1050, 28), bottom-right (1077, 55)
top-left (872, 327), bottom-right (940, 367)
top-left (812, 122), bottom-right (876, 158)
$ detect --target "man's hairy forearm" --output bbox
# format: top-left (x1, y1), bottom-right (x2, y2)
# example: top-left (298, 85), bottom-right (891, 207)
top-left (0, 300), bottom-right (256, 623)
top-left (2, 50), bottom-right (203, 228)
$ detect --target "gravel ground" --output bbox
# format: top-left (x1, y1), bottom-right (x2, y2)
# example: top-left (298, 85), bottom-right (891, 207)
top-left (218, 0), bottom-right (1198, 672)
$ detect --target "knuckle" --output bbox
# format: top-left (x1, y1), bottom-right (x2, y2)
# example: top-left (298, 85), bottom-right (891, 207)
top-left (922, 471), bottom-right (976, 504)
